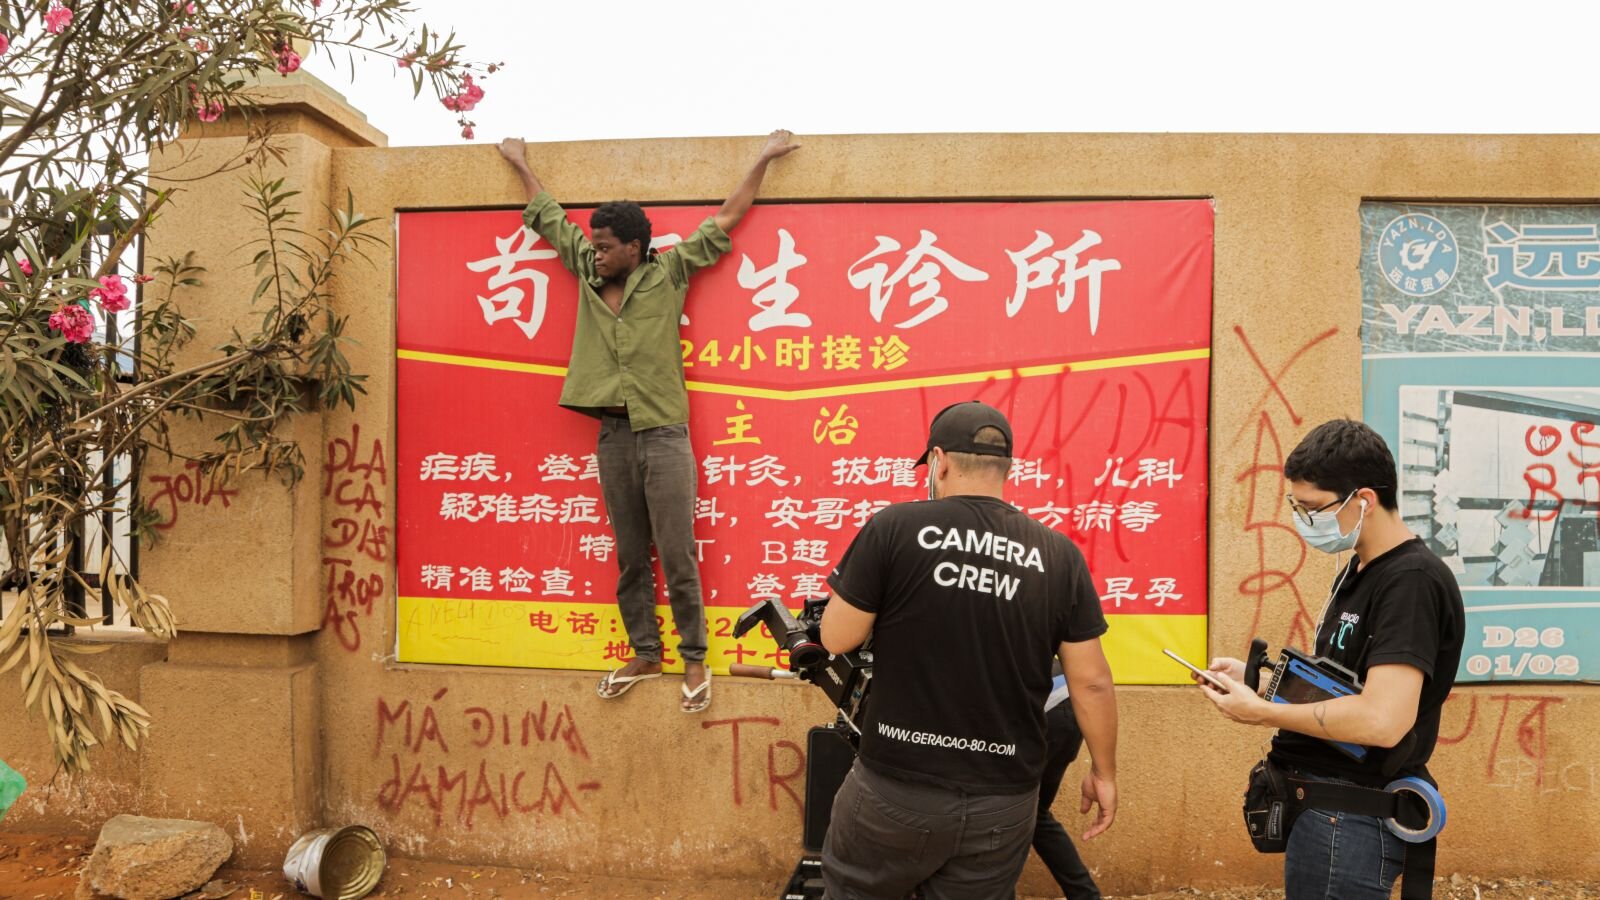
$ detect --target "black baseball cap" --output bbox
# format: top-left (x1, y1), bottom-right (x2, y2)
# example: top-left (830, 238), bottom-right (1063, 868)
top-left (916, 401), bottom-right (1014, 466)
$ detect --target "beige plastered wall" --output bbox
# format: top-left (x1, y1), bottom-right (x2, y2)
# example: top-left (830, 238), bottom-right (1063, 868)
top-left (3, 79), bottom-right (1598, 893)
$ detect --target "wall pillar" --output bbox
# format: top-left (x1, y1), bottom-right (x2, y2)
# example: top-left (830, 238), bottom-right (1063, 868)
top-left (137, 73), bottom-right (386, 865)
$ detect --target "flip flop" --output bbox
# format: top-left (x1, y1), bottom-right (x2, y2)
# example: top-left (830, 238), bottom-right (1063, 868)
top-left (681, 669), bottom-right (712, 714)
top-left (597, 668), bottom-right (661, 699)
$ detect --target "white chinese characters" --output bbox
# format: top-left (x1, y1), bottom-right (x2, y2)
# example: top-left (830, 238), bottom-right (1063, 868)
top-left (848, 231), bottom-right (989, 329)
top-left (739, 228), bottom-right (811, 331)
top-left (1004, 230), bottom-right (1122, 334)
top-left (466, 227), bottom-right (558, 339)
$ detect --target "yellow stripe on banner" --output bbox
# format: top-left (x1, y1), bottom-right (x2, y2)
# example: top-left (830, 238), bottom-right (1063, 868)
top-left (397, 347), bottom-right (1211, 402)
top-left (398, 596), bottom-right (790, 674)
top-left (399, 596), bottom-right (1208, 685)
top-left (396, 349), bottom-right (570, 378)
top-left (1101, 613), bottom-right (1209, 685)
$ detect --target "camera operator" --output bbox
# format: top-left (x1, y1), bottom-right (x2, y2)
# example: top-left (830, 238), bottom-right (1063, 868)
top-left (1197, 419), bottom-right (1464, 899)
top-left (817, 401), bottom-right (1119, 900)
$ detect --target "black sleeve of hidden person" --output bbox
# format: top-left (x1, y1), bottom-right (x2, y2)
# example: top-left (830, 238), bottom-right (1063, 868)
top-left (1059, 540), bottom-right (1109, 644)
top-left (1362, 568), bottom-right (1445, 678)
top-left (826, 513), bottom-right (892, 614)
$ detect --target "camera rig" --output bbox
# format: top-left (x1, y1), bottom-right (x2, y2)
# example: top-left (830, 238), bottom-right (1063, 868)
top-left (732, 596), bottom-right (873, 734)
top-left (729, 596), bottom-right (873, 900)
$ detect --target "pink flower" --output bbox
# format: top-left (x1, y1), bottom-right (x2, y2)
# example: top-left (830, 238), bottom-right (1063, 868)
top-left (18, 259), bottom-right (33, 276)
top-left (461, 125), bottom-right (474, 140)
top-left (440, 76), bottom-right (486, 114)
top-left (90, 275), bottom-right (131, 312)
top-left (135, 274), bottom-right (155, 284)
top-left (193, 39), bottom-right (209, 52)
top-left (48, 304), bottom-right (94, 344)
top-left (195, 99), bottom-right (223, 122)
top-left (45, 3), bottom-right (72, 34)
top-left (0, 33), bottom-right (10, 57)
top-left (92, 291), bottom-right (130, 313)
top-left (276, 47), bottom-right (302, 75)
top-left (460, 74), bottom-right (485, 108)
top-left (172, 0), bottom-right (195, 12)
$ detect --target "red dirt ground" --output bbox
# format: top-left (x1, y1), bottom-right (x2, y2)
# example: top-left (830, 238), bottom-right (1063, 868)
top-left (4, 831), bottom-right (1596, 900)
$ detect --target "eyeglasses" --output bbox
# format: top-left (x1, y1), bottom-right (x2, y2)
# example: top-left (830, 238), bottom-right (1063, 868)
top-left (1285, 487), bottom-right (1388, 527)
top-left (1286, 493), bottom-right (1348, 527)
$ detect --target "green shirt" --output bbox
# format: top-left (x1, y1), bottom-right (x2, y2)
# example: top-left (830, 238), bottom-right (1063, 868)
top-left (523, 192), bottom-right (731, 431)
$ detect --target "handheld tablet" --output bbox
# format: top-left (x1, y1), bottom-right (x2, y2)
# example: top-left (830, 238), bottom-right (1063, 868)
top-left (1263, 647), bottom-right (1368, 761)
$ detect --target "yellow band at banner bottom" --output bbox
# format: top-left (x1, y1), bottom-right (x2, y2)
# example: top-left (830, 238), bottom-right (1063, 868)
top-left (397, 596), bottom-right (1206, 686)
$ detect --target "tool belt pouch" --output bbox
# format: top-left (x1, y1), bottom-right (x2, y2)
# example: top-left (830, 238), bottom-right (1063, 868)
top-left (1243, 759), bottom-right (1301, 853)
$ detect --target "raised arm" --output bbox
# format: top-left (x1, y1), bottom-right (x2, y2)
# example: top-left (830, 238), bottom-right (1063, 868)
top-left (497, 137), bottom-right (593, 280)
top-left (714, 129), bottom-right (801, 234)
top-left (498, 137), bottom-right (545, 202)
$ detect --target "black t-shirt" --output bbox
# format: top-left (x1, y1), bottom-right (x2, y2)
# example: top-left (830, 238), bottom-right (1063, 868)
top-left (827, 495), bottom-right (1108, 793)
top-left (1269, 538), bottom-right (1465, 786)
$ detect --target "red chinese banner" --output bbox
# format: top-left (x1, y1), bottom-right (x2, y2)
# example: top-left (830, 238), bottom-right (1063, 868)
top-left (396, 200), bottom-right (1212, 683)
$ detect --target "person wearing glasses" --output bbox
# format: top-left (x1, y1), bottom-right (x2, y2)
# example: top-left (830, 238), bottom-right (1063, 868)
top-left (1195, 418), bottom-right (1463, 899)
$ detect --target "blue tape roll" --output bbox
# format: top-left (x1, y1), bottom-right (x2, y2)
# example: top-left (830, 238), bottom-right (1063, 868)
top-left (1383, 776), bottom-right (1446, 843)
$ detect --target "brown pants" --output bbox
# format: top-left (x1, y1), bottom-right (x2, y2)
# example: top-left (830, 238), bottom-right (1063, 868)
top-left (595, 416), bottom-right (707, 663)
top-left (822, 761), bottom-right (1038, 900)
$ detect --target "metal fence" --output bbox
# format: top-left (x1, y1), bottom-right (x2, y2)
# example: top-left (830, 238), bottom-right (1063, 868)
top-left (0, 227), bottom-right (144, 635)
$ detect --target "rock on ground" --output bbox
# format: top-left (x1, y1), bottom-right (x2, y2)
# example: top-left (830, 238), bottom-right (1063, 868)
top-left (79, 815), bottom-right (234, 900)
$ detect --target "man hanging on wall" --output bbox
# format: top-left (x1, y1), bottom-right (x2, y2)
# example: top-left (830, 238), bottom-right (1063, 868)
top-left (496, 131), bottom-right (800, 713)
top-left (1198, 418), bottom-right (1464, 899)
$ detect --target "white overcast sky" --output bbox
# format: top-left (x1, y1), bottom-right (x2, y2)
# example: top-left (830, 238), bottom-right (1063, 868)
top-left (308, 0), bottom-right (1600, 147)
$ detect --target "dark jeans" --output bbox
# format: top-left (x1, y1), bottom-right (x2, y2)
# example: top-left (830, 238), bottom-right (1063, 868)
top-left (1032, 702), bottom-right (1101, 899)
top-left (595, 417), bottom-right (707, 664)
top-left (1283, 781), bottom-right (1406, 899)
top-left (822, 761), bottom-right (1038, 900)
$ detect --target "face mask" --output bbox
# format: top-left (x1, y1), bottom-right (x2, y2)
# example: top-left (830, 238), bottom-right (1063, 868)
top-left (1293, 493), bottom-right (1365, 554)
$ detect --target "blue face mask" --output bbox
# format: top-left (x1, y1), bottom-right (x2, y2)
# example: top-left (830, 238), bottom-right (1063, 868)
top-left (1293, 493), bottom-right (1365, 554)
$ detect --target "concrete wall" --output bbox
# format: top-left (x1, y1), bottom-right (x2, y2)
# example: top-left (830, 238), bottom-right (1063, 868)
top-left (0, 636), bottom-right (164, 831)
top-left (322, 133), bottom-right (1600, 893)
top-left (3, 79), bottom-right (1598, 892)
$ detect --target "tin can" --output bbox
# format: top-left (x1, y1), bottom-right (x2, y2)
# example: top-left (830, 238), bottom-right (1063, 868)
top-left (282, 825), bottom-right (386, 899)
